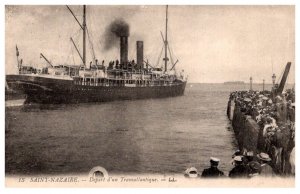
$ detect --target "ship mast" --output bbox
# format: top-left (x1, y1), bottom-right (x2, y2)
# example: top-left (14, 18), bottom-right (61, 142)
top-left (66, 5), bottom-right (87, 68)
top-left (163, 5), bottom-right (169, 73)
top-left (16, 45), bottom-right (20, 71)
top-left (83, 5), bottom-right (86, 68)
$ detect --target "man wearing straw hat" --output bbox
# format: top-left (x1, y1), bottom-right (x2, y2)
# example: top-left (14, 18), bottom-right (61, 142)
top-left (229, 156), bottom-right (247, 178)
top-left (257, 152), bottom-right (275, 177)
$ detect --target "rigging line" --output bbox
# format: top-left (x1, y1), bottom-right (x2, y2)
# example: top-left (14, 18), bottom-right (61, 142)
top-left (156, 45), bottom-right (164, 67)
top-left (65, 37), bottom-right (77, 64)
top-left (87, 7), bottom-right (101, 53)
top-left (73, 30), bottom-right (82, 52)
top-left (170, 46), bottom-right (177, 65)
top-left (70, 28), bottom-right (84, 65)
top-left (86, 27), bottom-right (96, 64)
top-left (71, 37), bottom-right (84, 64)
top-left (89, 7), bottom-right (105, 61)
top-left (70, 28), bottom-right (81, 54)
top-left (71, 44), bottom-right (76, 65)
top-left (168, 38), bottom-right (177, 61)
top-left (167, 44), bottom-right (174, 66)
top-left (86, 9), bottom-right (97, 62)
top-left (167, 24), bottom-right (173, 47)
top-left (66, 5), bottom-right (83, 30)
top-left (166, 24), bottom-right (178, 67)
top-left (71, 27), bottom-right (82, 40)
top-left (89, 11), bottom-right (102, 53)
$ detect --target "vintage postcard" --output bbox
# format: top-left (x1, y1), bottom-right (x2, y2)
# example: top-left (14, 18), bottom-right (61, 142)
top-left (4, 4), bottom-right (295, 188)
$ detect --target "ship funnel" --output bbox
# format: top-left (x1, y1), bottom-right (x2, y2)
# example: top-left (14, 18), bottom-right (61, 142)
top-left (120, 36), bottom-right (128, 64)
top-left (136, 41), bottom-right (144, 69)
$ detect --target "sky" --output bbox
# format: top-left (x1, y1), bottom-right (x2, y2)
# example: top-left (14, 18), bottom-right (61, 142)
top-left (5, 5), bottom-right (295, 83)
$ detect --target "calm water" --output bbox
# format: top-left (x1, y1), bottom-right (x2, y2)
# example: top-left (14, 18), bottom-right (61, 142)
top-left (5, 83), bottom-right (280, 176)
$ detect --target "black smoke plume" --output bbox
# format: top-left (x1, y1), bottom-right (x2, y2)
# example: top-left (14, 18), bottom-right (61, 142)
top-left (103, 18), bottom-right (130, 50)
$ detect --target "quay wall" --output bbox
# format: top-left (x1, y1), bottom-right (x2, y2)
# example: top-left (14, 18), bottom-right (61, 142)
top-left (230, 103), bottom-right (260, 153)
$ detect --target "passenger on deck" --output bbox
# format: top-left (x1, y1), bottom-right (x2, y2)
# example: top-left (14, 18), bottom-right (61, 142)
top-left (201, 157), bottom-right (224, 178)
top-left (257, 152), bottom-right (275, 177)
top-left (229, 156), bottom-right (248, 178)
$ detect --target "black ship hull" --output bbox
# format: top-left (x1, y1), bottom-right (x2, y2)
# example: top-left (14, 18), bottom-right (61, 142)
top-left (6, 75), bottom-right (186, 104)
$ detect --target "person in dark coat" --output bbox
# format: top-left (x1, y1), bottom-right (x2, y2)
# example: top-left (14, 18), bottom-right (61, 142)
top-left (245, 151), bottom-right (255, 162)
top-left (257, 152), bottom-right (275, 177)
top-left (248, 161), bottom-right (261, 178)
top-left (201, 157), bottom-right (224, 178)
top-left (243, 151), bottom-right (256, 174)
top-left (229, 156), bottom-right (248, 178)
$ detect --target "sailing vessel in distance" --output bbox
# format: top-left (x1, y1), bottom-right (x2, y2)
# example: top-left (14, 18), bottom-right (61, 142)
top-left (6, 5), bottom-right (187, 104)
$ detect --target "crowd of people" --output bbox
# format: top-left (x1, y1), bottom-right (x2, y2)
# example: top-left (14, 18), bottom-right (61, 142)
top-left (229, 89), bottom-right (295, 126)
top-left (185, 150), bottom-right (276, 179)
top-left (184, 88), bottom-right (295, 179)
top-left (228, 88), bottom-right (295, 175)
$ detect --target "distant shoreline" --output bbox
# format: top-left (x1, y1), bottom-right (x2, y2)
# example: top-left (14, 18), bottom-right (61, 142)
top-left (224, 81), bottom-right (245, 85)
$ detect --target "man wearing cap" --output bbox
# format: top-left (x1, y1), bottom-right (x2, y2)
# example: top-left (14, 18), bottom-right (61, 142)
top-left (229, 156), bottom-right (247, 178)
top-left (201, 157), bottom-right (224, 178)
top-left (257, 152), bottom-right (275, 177)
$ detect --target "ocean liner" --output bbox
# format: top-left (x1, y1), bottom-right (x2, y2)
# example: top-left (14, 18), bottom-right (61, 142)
top-left (6, 5), bottom-right (187, 104)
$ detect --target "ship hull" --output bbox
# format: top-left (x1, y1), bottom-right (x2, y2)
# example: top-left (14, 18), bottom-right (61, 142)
top-left (6, 75), bottom-right (186, 104)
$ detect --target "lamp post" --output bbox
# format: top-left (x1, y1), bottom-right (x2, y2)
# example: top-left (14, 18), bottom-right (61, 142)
top-left (271, 73), bottom-right (277, 98)
top-left (272, 73), bottom-right (276, 86)
top-left (263, 79), bottom-right (265, 91)
top-left (250, 76), bottom-right (253, 91)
